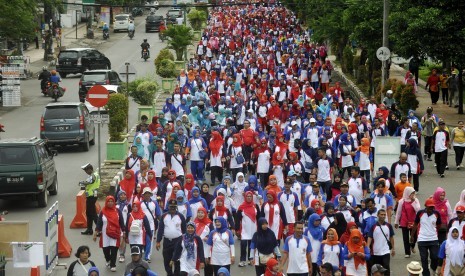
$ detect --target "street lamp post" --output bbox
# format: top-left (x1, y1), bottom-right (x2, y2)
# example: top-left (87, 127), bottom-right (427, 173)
top-left (381, 0), bottom-right (389, 89)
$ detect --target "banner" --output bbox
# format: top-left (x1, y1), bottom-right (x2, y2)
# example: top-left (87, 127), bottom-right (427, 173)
top-left (100, 6), bottom-right (111, 27)
top-left (45, 201), bottom-right (59, 273)
top-left (11, 242), bottom-right (44, 268)
top-left (374, 136), bottom-right (401, 176)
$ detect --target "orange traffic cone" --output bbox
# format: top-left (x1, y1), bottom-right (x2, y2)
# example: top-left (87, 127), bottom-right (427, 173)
top-left (70, 190), bottom-right (87, 228)
top-left (30, 266), bottom-right (40, 276)
top-left (58, 214), bottom-right (72, 258)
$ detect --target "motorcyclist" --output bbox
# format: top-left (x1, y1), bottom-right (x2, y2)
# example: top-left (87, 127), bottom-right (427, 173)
top-left (49, 70), bottom-right (61, 84)
top-left (159, 21), bottom-right (167, 32)
top-left (38, 66), bottom-right (51, 92)
top-left (102, 23), bottom-right (109, 38)
top-left (128, 20), bottom-right (135, 35)
top-left (140, 38), bottom-right (150, 58)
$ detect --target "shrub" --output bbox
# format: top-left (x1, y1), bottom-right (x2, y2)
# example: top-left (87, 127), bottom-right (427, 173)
top-left (107, 94), bottom-right (128, 142)
top-left (342, 46), bottom-right (354, 73)
top-left (130, 80), bottom-right (158, 106)
top-left (187, 8), bottom-right (207, 31)
top-left (126, 77), bottom-right (150, 95)
top-left (156, 59), bottom-right (177, 78)
top-left (154, 48), bottom-right (175, 70)
top-left (399, 85), bottom-right (419, 115)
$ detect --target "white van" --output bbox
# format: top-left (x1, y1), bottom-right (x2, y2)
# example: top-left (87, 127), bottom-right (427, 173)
top-left (113, 14), bottom-right (130, 32)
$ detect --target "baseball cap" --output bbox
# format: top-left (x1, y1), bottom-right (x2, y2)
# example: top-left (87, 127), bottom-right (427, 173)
top-left (439, 121), bottom-right (446, 125)
top-left (310, 118), bottom-right (316, 123)
top-left (406, 261), bottom-right (423, 274)
top-left (311, 182), bottom-right (320, 187)
top-left (425, 198), bottom-right (435, 207)
top-left (142, 187), bottom-right (152, 194)
top-left (288, 170), bottom-right (296, 176)
top-left (291, 121), bottom-right (297, 126)
top-left (456, 205), bottom-right (465, 213)
top-left (340, 182), bottom-right (349, 187)
top-left (168, 199), bottom-right (177, 206)
top-left (371, 264), bottom-right (387, 274)
top-left (131, 246), bottom-right (141, 255)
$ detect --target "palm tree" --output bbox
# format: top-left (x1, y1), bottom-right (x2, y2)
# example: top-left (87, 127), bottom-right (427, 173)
top-left (163, 24), bottom-right (194, 61)
top-left (187, 8), bottom-right (207, 31)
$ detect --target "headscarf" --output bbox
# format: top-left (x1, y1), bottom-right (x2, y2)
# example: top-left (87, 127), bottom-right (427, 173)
top-left (209, 131), bottom-right (224, 157)
top-left (88, 267), bottom-right (99, 275)
top-left (322, 228), bottom-right (340, 246)
top-left (244, 175), bottom-right (260, 192)
top-left (183, 221), bottom-right (196, 260)
top-left (265, 191), bottom-right (279, 227)
top-left (301, 138), bottom-right (313, 157)
top-left (232, 133), bottom-right (243, 147)
top-left (200, 183), bottom-right (214, 207)
top-left (265, 175), bottom-right (281, 194)
top-left (406, 138), bottom-right (419, 155)
top-left (323, 202), bottom-right (335, 218)
top-left (328, 212), bottom-right (348, 238)
top-left (339, 133), bottom-right (351, 145)
top-left (340, 221), bottom-right (359, 245)
top-left (215, 217), bottom-right (228, 233)
top-left (101, 196), bottom-right (119, 232)
top-left (271, 151), bottom-right (283, 166)
top-left (119, 170), bottom-right (136, 196)
top-left (168, 183), bottom-right (181, 200)
top-left (215, 196), bottom-right (227, 216)
top-left (147, 170), bottom-right (157, 190)
top-left (217, 267), bottom-right (230, 276)
top-left (311, 199), bottom-right (323, 215)
top-left (116, 190), bottom-right (128, 212)
top-left (188, 186), bottom-right (205, 205)
top-left (238, 191), bottom-right (257, 223)
top-left (255, 138), bottom-right (270, 155)
top-left (275, 134), bottom-right (288, 154)
top-left (131, 199), bottom-right (145, 220)
top-left (264, 258), bottom-right (283, 276)
top-left (176, 190), bottom-right (187, 205)
top-left (307, 213), bottom-right (324, 241)
top-left (402, 186), bottom-right (416, 202)
top-left (446, 227), bottom-right (465, 266)
top-left (454, 189), bottom-right (465, 212)
top-left (256, 218), bottom-right (278, 255)
top-left (346, 229), bottom-right (366, 270)
top-left (133, 137), bottom-right (145, 157)
top-left (184, 174), bottom-right (196, 192)
top-left (194, 207), bottom-right (211, 236)
top-left (359, 138), bottom-right (370, 155)
top-left (433, 187), bottom-right (449, 225)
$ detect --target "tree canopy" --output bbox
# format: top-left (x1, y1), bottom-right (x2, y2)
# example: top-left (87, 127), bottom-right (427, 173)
top-left (0, 0), bottom-right (37, 41)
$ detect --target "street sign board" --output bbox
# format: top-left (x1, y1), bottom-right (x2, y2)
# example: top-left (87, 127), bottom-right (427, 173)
top-left (374, 136), bottom-right (401, 177)
top-left (86, 85), bottom-right (109, 107)
top-left (90, 114), bottom-right (109, 124)
top-left (376, 47), bottom-right (391, 61)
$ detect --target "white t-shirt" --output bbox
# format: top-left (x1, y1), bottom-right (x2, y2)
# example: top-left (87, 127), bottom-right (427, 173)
top-left (283, 235), bottom-right (312, 274)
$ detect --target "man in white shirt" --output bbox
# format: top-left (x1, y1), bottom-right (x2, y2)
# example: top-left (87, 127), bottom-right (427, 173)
top-left (281, 221), bottom-right (313, 275)
top-left (367, 209), bottom-right (395, 275)
top-left (316, 148), bottom-right (334, 195)
top-left (170, 142), bottom-right (186, 184)
top-left (432, 121), bottom-right (450, 178)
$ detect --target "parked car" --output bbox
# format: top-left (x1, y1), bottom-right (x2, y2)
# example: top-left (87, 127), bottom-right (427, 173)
top-left (78, 69), bottom-right (122, 102)
top-left (56, 48), bottom-right (111, 78)
top-left (0, 137), bottom-right (58, 208)
top-left (40, 102), bottom-right (95, 151)
top-left (85, 85), bottom-right (122, 114)
top-left (113, 14), bottom-right (131, 32)
top-left (166, 8), bottom-right (183, 24)
top-left (146, 15), bottom-right (165, 32)
top-left (132, 7), bottom-right (144, 17)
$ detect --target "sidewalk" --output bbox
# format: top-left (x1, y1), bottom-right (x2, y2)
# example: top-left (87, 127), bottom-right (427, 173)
top-left (389, 64), bottom-right (463, 127)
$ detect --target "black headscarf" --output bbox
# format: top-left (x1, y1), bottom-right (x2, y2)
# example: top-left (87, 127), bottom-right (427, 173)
top-left (253, 217), bottom-right (278, 255)
top-left (327, 212), bottom-right (347, 239)
top-left (200, 183), bottom-right (214, 209)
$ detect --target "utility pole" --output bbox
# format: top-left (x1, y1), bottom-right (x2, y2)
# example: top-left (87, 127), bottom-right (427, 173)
top-left (381, 0), bottom-right (389, 89)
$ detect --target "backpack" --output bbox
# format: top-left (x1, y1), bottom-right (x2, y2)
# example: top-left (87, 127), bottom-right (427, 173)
top-left (130, 215), bottom-right (142, 235)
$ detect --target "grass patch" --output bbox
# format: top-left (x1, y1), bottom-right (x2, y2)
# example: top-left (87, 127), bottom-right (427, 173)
top-left (418, 61), bottom-right (443, 82)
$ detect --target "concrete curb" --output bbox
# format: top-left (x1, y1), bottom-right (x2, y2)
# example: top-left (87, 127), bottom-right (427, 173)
top-left (332, 66), bottom-right (365, 102)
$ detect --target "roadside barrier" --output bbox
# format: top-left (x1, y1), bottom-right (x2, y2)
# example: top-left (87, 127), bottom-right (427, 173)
top-left (57, 214), bottom-right (72, 258)
top-left (30, 266), bottom-right (40, 276)
top-left (70, 191), bottom-right (102, 228)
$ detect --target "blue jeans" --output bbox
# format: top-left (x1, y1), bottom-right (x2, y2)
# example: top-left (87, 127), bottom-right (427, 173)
top-left (144, 230), bottom-right (154, 260)
top-left (190, 160), bottom-right (204, 181)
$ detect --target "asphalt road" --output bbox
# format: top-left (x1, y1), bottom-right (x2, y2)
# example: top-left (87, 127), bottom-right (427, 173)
top-left (1, 10), bottom-right (465, 276)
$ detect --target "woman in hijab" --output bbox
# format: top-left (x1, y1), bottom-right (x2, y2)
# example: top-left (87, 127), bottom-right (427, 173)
top-left (231, 172), bottom-right (248, 210)
top-left (326, 212), bottom-right (348, 240)
top-left (93, 196), bottom-right (125, 272)
top-left (163, 98), bottom-right (178, 122)
top-left (126, 200), bottom-right (151, 255)
top-left (405, 138), bottom-right (424, 192)
top-left (158, 111), bottom-right (168, 128)
top-left (250, 218), bottom-right (281, 276)
top-left (264, 175), bottom-right (282, 194)
top-left (343, 229), bottom-right (370, 276)
top-left (200, 183), bottom-right (214, 209)
top-left (194, 207), bottom-right (214, 276)
top-left (453, 189), bottom-right (465, 217)
top-left (339, 221), bottom-right (359, 245)
top-left (394, 187), bottom-right (420, 257)
top-left (270, 152), bottom-right (285, 188)
top-left (116, 170), bottom-right (136, 204)
top-left (165, 133), bottom-right (178, 155)
top-left (317, 228), bottom-right (344, 273)
top-left (301, 138), bottom-right (316, 182)
top-left (228, 133), bottom-right (244, 181)
top-left (172, 221), bottom-right (205, 275)
top-left (338, 133), bottom-right (355, 179)
top-left (187, 186), bottom-right (207, 220)
top-left (320, 202), bottom-right (336, 231)
top-left (261, 191), bottom-right (288, 242)
top-left (206, 217), bottom-right (235, 275)
top-left (328, 173), bottom-right (342, 202)
top-left (243, 175), bottom-right (264, 206)
top-left (373, 166), bottom-right (396, 196)
top-left (354, 137), bottom-right (372, 186)
top-left (438, 227), bottom-right (465, 276)
top-left (304, 213), bottom-right (325, 275)
top-left (433, 187), bottom-right (453, 244)
top-left (236, 191), bottom-right (260, 267)
top-left (335, 195), bottom-right (358, 225)
top-left (175, 190), bottom-right (192, 222)
top-left (133, 136), bottom-right (148, 160)
top-left (208, 196), bottom-right (235, 232)
top-left (387, 113), bottom-right (400, 137)
top-left (115, 190), bottom-right (129, 263)
top-left (208, 131), bottom-right (224, 185)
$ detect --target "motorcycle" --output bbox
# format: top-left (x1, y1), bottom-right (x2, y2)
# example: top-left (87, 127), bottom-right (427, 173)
top-left (47, 83), bottom-right (65, 102)
top-left (103, 29), bottom-right (110, 40)
top-left (0, 211), bottom-right (8, 221)
top-left (131, 7), bottom-right (143, 17)
top-left (41, 81), bottom-right (51, 96)
top-left (142, 49), bottom-right (150, 61)
top-left (159, 31), bottom-right (165, 42)
top-left (128, 29), bottom-right (135, 39)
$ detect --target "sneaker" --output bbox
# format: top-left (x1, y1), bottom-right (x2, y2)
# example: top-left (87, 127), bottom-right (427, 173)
top-left (145, 258), bottom-right (151, 263)
top-left (445, 166), bottom-right (449, 170)
top-left (80, 229), bottom-right (93, 235)
top-left (110, 267), bottom-right (116, 272)
top-left (106, 261), bottom-right (110, 268)
top-left (457, 166), bottom-right (461, 170)
top-left (411, 247), bottom-right (416, 254)
top-left (405, 255), bottom-right (410, 258)
top-left (440, 174), bottom-right (445, 178)
top-left (238, 261), bottom-right (246, 267)
top-left (118, 255), bottom-right (125, 263)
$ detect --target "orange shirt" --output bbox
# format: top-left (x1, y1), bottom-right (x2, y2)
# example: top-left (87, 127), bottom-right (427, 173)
top-left (394, 181), bottom-right (412, 201)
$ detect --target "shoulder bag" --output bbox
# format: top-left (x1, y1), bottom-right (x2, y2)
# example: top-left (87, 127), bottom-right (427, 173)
top-left (377, 222), bottom-right (392, 250)
top-left (192, 138), bottom-right (207, 159)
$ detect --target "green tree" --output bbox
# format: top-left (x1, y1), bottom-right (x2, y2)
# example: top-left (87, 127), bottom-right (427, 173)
top-left (163, 24), bottom-right (194, 61)
top-left (187, 8), bottom-right (207, 31)
top-left (0, 0), bottom-right (37, 41)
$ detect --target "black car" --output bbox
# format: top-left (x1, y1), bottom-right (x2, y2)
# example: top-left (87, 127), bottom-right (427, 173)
top-left (146, 15), bottom-right (165, 32)
top-left (78, 70), bottom-right (122, 102)
top-left (166, 9), bottom-right (183, 24)
top-left (56, 48), bottom-right (111, 78)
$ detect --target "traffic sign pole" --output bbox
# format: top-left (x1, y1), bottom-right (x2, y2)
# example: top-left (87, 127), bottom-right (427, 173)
top-left (98, 107), bottom-right (101, 178)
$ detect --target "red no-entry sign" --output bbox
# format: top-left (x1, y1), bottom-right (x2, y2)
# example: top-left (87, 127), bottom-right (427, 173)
top-left (86, 85), bottom-right (109, 107)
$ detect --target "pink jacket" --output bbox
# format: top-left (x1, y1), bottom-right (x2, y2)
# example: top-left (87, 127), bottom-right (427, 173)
top-left (395, 198), bottom-right (420, 227)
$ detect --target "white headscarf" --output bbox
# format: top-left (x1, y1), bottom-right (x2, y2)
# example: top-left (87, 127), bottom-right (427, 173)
top-left (454, 189), bottom-right (465, 211)
top-left (402, 186), bottom-right (416, 202)
top-left (446, 227), bottom-right (465, 266)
